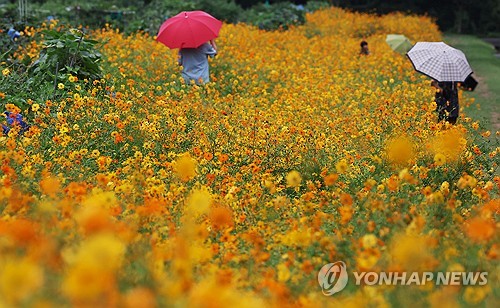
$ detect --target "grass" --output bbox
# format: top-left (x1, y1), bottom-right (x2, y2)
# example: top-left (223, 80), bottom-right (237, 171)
top-left (444, 34), bottom-right (500, 132)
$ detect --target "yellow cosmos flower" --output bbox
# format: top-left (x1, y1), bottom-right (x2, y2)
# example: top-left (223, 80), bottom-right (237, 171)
top-left (361, 234), bottom-right (378, 249)
top-left (335, 159), bottom-right (348, 174)
top-left (185, 186), bottom-right (212, 218)
top-left (174, 153), bottom-right (197, 182)
top-left (389, 233), bottom-right (435, 271)
top-left (62, 264), bottom-right (113, 302)
top-left (286, 170), bottom-right (302, 188)
top-left (31, 103), bottom-right (40, 112)
top-left (356, 250), bottom-right (380, 269)
top-left (440, 181), bottom-right (450, 195)
top-left (277, 263), bottom-right (291, 282)
top-left (90, 149), bottom-right (100, 158)
top-left (463, 285), bottom-right (491, 305)
top-left (434, 153), bottom-right (446, 166)
top-left (0, 258), bottom-right (43, 304)
top-left (428, 128), bottom-right (465, 162)
top-left (385, 135), bottom-right (416, 166)
top-left (63, 233), bottom-right (126, 271)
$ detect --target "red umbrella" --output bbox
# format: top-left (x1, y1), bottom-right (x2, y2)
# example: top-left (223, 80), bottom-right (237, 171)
top-left (156, 11), bottom-right (222, 49)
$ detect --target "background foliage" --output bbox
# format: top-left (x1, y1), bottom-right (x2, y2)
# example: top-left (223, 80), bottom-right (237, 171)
top-left (1, 0), bottom-right (499, 35)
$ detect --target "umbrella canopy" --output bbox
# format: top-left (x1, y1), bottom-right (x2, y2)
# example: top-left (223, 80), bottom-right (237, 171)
top-left (156, 11), bottom-right (222, 49)
top-left (386, 34), bottom-right (413, 54)
top-left (459, 74), bottom-right (478, 91)
top-left (407, 42), bottom-right (472, 82)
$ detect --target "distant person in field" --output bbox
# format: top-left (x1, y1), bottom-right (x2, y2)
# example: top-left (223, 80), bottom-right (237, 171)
top-left (431, 80), bottom-right (459, 124)
top-left (360, 40), bottom-right (370, 55)
top-left (178, 39), bottom-right (217, 85)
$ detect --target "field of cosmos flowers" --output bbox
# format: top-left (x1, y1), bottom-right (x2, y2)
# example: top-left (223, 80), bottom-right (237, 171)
top-left (0, 6), bottom-right (498, 307)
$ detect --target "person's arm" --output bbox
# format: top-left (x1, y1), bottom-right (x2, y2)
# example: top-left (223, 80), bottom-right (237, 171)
top-left (431, 80), bottom-right (442, 92)
top-left (210, 39), bottom-right (217, 50)
top-left (203, 42), bottom-right (217, 58)
top-left (178, 50), bottom-right (182, 66)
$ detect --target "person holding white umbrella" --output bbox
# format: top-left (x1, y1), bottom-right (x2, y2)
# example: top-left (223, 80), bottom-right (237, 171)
top-left (431, 80), bottom-right (459, 124)
top-left (407, 42), bottom-right (473, 124)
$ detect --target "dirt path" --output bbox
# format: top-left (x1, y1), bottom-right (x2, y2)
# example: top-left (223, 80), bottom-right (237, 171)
top-left (492, 112), bottom-right (500, 132)
top-left (445, 35), bottom-right (500, 132)
top-left (472, 73), bottom-right (500, 131)
top-left (481, 38), bottom-right (500, 131)
top-left (483, 38), bottom-right (500, 52)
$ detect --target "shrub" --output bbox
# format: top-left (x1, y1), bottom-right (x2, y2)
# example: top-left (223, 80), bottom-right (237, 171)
top-left (305, 1), bottom-right (331, 12)
top-left (124, 0), bottom-right (243, 35)
top-left (1, 25), bottom-right (102, 112)
top-left (241, 2), bottom-right (306, 31)
top-left (196, 0), bottom-right (243, 24)
top-left (29, 28), bottom-right (102, 82)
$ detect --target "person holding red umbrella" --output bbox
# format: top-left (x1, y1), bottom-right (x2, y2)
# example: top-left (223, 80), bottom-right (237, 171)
top-left (178, 39), bottom-right (217, 85)
top-left (156, 11), bottom-right (222, 85)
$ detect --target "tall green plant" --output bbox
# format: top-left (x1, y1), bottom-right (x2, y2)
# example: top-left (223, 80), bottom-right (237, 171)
top-left (30, 28), bottom-right (102, 82)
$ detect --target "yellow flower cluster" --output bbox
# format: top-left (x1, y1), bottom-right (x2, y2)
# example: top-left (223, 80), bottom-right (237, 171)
top-left (0, 7), bottom-right (497, 307)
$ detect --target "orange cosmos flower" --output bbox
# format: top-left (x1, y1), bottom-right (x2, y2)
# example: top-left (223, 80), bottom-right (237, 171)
top-left (209, 206), bottom-right (234, 231)
top-left (339, 193), bottom-right (353, 206)
top-left (218, 153), bottom-right (229, 163)
top-left (136, 197), bottom-right (167, 217)
top-left (39, 176), bottom-right (61, 198)
top-left (339, 205), bottom-right (353, 224)
top-left (122, 287), bottom-right (156, 308)
top-left (486, 244), bottom-right (499, 260)
top-left (464, 216), bottom-right (496, 243)
top-left (0, 219), bottom-right (39, 246)
top-left (203, 152), bottom-right (214, 161)
top-left (323, 173), bottom-right (338, 186)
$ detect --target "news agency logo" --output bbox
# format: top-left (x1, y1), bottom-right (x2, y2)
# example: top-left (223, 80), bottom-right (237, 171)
top-left (318, 261), bottom-right (489, 296)
top-left (317, 261), bottom-right (349, 296)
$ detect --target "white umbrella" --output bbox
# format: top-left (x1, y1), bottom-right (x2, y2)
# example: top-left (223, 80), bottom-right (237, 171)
top-left (407, 42), bottom-right (472, 82)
